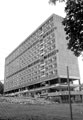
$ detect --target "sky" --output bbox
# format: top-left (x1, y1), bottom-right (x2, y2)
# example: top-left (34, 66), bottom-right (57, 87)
top-left (0, 0), bottom-right (83, 84)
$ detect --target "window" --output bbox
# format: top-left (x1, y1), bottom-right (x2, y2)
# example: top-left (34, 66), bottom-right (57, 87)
top-left (53, 69), bottom-right (57, 75)
top-left (53, 56), bottom-right (57, 61)
top-left (46, 25), bottom-right (51, 30)
top-left (40, 44), bottom-right (43, 48)
top-left (34, 76), bottom-right (37, 80)
top-left (40, 39), bottom-right (43, 43)
top-left (29, 79), bottom-right (31, 82)
top-left (45, 66), bottom-right (48, 71)
top-left (45, 72), bottom-right (49, 77)
top-left (52, 44), bottom-right (56, 49)
top-left (41, 65), bottom-right (44, 70)
top-left (45, 60), bottom-right (48, 65)
top-left (44, 49), bottom-right (47, 55)
top-left (40, 49), bottom-right (44, 53)
top-left (49, 58), bottom-right (52, 63)
top-left (41, 71), bottom-right (45, 76)
top-left (49, 17), bottom-right (53, 23)
top-left (21, 77), bottom-right (23, 80)
top-left (49, 64), bottom-right (53, 69)
top-left (48, 47), bottom-right (51, 51)
top-left (50, 22), bottom-right (54, 28)
top-left (37, 75), bottom-right (40, 79)
top-left (53, 63), bottom-right (57, 68)
top-left (47, 36), bottom-right (51, 41)
top-left (34, 71), bottom-right (37, 74)
top-left (49, 71), bottom-right (53, 75)
top-left (40, 59), bottom-right (44, 64)
top-left (52, 39), bottom-right (55, 43)
top-left (50, 32), bottom-right (55, 38)
top-left (47, 41), bottom-right (51, 45)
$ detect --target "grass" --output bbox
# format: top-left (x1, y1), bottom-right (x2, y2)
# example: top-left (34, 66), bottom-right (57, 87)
top-left (0, 102), bottom-right (83, 120)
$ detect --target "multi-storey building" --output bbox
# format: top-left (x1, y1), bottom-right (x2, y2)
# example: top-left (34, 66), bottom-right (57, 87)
top-left (4, 14), bottom-right (81, 101)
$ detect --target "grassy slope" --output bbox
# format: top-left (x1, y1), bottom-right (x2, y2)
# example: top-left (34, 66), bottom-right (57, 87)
top-left (0, 103), bottom-right (83, 120)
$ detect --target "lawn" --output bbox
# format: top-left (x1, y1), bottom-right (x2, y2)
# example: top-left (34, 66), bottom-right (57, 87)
top-left (0, 102), bottom-right (83, 120)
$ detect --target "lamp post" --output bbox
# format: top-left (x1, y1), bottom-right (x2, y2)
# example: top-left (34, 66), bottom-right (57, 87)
top-left (67, 66), bottom-right (73, 120)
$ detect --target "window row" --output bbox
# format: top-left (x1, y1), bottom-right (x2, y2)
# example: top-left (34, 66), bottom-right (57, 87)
top-left (6, 16), bottom-right (54, 65)
top-left (6, 48), bottom-right (57, 78)
top-left (40, 63), bottom-right (57, 71)
top-left (5, 69), bottom-right (57, 89)
top-left (6, 40), bottom-right (40, 65)
top-left (40, 44), bottom-right (56, 56)
top-left (40, 69), bottom-right (57, 78)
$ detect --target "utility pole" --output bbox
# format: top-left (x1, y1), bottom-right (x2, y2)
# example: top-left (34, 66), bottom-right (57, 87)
top-left (67, 66), bottom-right (73, 120)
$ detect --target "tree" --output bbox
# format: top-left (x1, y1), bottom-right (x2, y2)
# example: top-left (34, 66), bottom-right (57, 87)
top-left (0, 82), bottom-right (4, 94)
top-left (49, 0), bottom-right (83, 57)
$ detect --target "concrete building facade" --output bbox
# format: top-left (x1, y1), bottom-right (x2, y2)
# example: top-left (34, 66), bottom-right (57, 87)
top-left (4, 14), bottom-right (80, 99)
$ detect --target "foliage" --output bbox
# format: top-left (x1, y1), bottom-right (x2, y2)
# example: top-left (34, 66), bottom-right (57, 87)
top-left (49, 0), bottom-right (83, 57)
top-left (49, 0), bottom-right (65, 4)
top-left (0, 82), bottom-right (4, 94)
